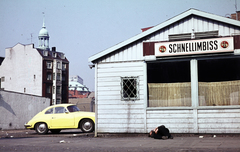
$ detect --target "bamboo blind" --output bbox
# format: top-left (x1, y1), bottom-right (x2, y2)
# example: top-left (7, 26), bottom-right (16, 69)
top-left (199, 80), bottom-right (240, 106)
top-left (148, 82), bottom-right (191, 107)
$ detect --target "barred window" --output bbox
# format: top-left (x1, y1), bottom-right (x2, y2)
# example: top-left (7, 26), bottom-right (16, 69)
top-left (121, 77), bottom-right (139, 101)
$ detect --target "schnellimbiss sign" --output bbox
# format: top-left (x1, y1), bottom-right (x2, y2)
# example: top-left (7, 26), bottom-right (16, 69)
top-left (155, 37), bottom-right (234, 57)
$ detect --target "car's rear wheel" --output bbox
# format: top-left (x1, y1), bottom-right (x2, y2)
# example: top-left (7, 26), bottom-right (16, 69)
top-left (50, 129), bottom-right (61, 134)
top-left (80, 119), bottom-right (94, 133)
top-left (35, 122), bottom-right (48, 134)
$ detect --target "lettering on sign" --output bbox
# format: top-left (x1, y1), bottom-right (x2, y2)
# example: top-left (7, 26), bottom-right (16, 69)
top-left (155, 37), bottom-right (234, 57)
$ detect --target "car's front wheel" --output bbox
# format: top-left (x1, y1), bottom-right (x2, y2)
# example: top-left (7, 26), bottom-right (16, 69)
top-left (80, 119), bottom-right (94, 133)
top-left (35, 122), bottom-right (48, 134)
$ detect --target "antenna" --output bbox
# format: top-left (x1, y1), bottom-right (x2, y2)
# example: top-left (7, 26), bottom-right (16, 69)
top-left (31, 33), bottom-right (33, 43)
top-left (27, 33), bottom-right (35, 44)
top-left (42, 12), bottom-right (45, 27)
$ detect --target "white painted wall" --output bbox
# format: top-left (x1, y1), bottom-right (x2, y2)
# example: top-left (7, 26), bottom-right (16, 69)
top-left (96, 61), bottom-right (145, 133)
top-left (0, 44), bottom-right (42, 96)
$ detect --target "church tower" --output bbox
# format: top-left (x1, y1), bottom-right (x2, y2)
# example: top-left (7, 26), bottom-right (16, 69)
top-left (38, 16), bottom-right (50, 51)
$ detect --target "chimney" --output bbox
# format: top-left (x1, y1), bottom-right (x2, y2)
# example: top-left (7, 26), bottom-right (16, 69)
top-left (231, 11), bottom-right (240, 21)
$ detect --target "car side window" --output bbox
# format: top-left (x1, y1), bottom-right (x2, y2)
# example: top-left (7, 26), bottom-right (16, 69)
top-left (54, 107), bottom-right (66, 114)
top-left (45, 108), bottom-right (53, 114)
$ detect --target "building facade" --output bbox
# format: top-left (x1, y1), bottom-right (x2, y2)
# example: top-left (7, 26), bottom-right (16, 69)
top-left (89, 9), bottom-right (240, 134)
top-left (0, 20), bottom-right (69, 105)
top-left (69, 75), bottom-right (90, 98)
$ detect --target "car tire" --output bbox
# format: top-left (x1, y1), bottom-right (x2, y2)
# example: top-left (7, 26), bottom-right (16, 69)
top-left (50, 129), bottom-right (61, 134)
top-left (80, 119), bottom-right (94, 133)
top-left (35, 122), bottom-right (48, 134)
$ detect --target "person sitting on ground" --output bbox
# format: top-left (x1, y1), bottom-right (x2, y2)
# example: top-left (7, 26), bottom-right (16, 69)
top-left (149, 125), bottom-right (173, 139)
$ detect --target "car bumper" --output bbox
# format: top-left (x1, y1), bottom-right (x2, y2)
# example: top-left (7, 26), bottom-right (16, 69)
top-left (24, 123), bottom-right (32, 128)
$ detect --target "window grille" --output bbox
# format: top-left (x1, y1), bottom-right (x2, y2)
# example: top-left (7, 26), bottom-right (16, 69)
top-left (195, 31), bottom-right (218, 39)
top-left (121, 77), bottom-right (139, 101)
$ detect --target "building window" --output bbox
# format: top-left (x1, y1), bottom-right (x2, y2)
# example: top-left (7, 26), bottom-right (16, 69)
top-left (57, 62), bottom-right (61, 69)
top-left (52, 53), bottom-right (57, 58)
top-left (62, 74), bottom-right (65, 81)
top-left (52, 99), bottom-right (55, 105)
top-left (56, 86), bottom-right (61, 94)
top-left (147, 61), bottom-right (191, 107)
top-left (62, 63), bottom-right (66, 71)
top-left (47, 85), bottom-right (51, 94)
top-left (57, 73), bottom-right (61, 81)
top-left (59, 53), bottom-right (65, 59)
top-left (53, 73), bottom-right (55, 80)
top-left (43, 51), bottom-right (48, 56)
top-left (46, 61), bottom-right (52, 69)
top-left (24, 88), bottom-right (26, 93)
top-left (198, 57), bottom-right (240, 106)
top-left (47, 73), bottom-right (52, 80)
top-left (53, 86), bottom-right (55, 94)
top-left (121, 77), bottom-right (139, 101)
top-left (56, 99), bottom-right (61, 104)
top-left (1, 77), bottom-right (5, 82)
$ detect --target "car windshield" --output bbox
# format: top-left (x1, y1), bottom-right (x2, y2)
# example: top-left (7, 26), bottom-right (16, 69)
top-left (67, 105), bottom-right (80, 112)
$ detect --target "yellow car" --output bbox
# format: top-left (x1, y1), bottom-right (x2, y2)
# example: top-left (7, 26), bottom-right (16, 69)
top-left (24, 104), bottom-right (95, 134)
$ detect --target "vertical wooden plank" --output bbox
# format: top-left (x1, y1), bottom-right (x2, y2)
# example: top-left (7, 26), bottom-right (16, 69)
top-left (95, 63), bottom-right (98, 137)
top-left (143, 62), bottom-right (147, 133)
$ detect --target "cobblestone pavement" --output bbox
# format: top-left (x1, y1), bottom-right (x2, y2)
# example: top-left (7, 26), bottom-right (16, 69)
top-left (1, 130), bottom-right (240, 151)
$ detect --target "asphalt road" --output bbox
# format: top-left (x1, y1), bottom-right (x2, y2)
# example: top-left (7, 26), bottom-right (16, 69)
top-left (1, 129), bottom-right (240, 152)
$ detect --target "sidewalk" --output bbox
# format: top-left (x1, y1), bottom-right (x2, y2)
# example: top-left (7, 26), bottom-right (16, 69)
top-left (1, 129), bottom-right (240, 151)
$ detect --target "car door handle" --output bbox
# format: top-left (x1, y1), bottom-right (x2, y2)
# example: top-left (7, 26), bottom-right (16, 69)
top-left (52, 117), bottom-right (56, 119)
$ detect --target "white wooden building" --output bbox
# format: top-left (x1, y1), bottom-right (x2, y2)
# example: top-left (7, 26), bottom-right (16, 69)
top-left (89, 9), bottom-right (240, 134)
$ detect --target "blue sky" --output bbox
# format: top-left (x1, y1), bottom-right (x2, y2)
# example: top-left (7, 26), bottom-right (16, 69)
top-left (0, 0), bottom-right (239, 91)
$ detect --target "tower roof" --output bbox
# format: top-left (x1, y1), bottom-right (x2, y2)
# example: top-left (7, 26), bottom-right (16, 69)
top-left (39, 15), bottom-right (49, 37)
top-left (39, 27), bottom-right (49, 37)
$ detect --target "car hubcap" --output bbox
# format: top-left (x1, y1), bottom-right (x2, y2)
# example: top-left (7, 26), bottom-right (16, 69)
top-left (38, 124), bottom-right (46, 133)
top-left (83, 122), bottom-right (92, 131)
